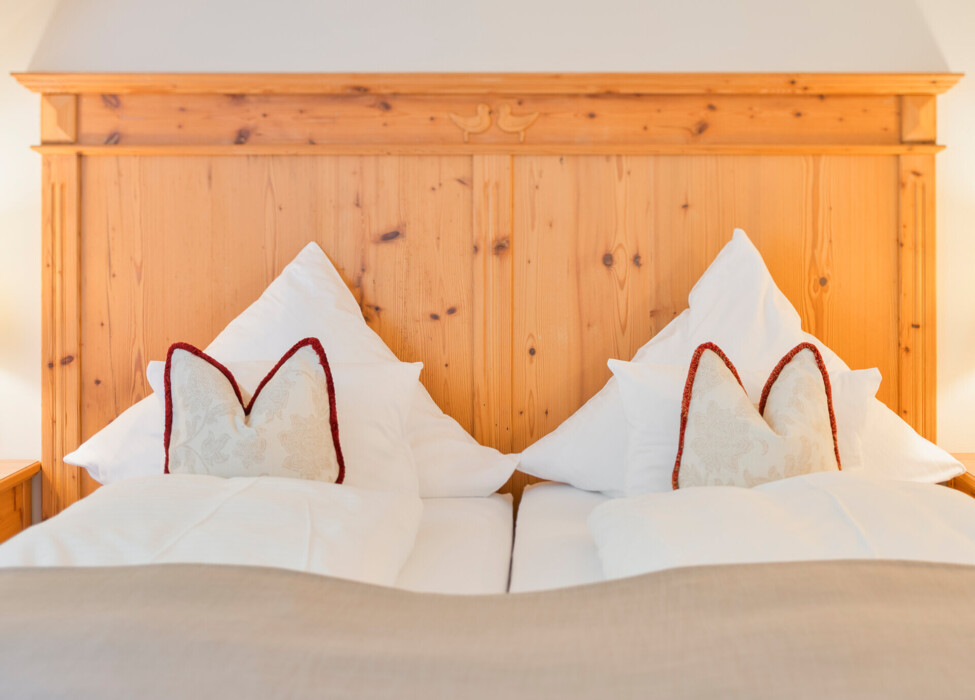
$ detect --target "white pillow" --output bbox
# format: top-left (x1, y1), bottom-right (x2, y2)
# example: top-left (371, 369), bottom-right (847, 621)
top-left (65, 243), bottom-right (516, 497)
top-left (64, 395), bottom-right (164, 485)
top-left (68, 358), bottom-right (422, 495)
top-left (518, 229), bottom-right (961, 492)
top-left (204, 242), bottom-right (516, 497)
top-left (859, 399), bottom-right (963, 483)
top-left (611, 357), bottom-right (880, 495)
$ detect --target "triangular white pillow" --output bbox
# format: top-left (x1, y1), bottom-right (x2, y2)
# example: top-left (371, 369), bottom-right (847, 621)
top-left (519, 229), bottom-right (961, 493)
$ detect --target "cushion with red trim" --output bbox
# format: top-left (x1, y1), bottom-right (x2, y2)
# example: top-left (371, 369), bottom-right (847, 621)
top-left (673, 342), bottom-right (840, 489)
top-left (157, 353), bottom-right (422, 492)
top-left (610, 357), bottom-right (877, 495)
top-left (165, 338), bottom-right (346, 483)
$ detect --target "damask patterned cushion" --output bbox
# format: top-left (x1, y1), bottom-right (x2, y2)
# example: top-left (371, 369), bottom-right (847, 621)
top-left (673, 342), bottom-right (840, 489)
top-left (165, 338), bottom-right (345, 483)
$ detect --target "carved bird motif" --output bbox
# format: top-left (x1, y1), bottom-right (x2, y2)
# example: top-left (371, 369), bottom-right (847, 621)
top-left (497, 104), bottom-right (539, 143)
top-left (448, 104), bottom-right (492, 142)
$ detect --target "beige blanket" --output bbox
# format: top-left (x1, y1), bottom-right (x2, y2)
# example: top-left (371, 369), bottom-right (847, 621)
top-left (2, 560), bottom-right (974, 699)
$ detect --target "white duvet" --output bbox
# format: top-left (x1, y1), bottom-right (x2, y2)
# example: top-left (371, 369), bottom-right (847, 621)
top-left (0, 475), bottom-right (423, 587)
top-left (589, 472), bottom-right (975, 580)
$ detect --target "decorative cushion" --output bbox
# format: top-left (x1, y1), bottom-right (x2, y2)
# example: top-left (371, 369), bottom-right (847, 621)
top-left (673, 342), bottom-right (840, 489)
top-left (204, 242), bottom-right (516, 497)
top-left (611, 357), bottom-right (878, 496)
top-left (165, 338), bottom-right (345, 483)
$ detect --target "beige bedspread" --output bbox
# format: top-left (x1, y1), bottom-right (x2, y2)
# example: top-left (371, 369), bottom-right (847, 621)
top-left (2, 560), bottom-right (974, 699)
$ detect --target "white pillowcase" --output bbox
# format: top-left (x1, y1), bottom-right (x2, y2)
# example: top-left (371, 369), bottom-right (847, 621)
top-left (860, 399), bottom-right (965, 484)
top-left (518, 229), bottom-right (962, 492)
top-left (610, 358), bottom-right (880, 495)
top-left (65, 395), bottom-right (164, 485)
top-left (65, 243), bottom-right (517, 497)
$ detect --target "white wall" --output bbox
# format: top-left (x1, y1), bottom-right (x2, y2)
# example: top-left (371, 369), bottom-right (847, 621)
top-left (2, 0), bottom-right (974, 458)
top-left (917, 0), bottom-right (975, 451)
top-left (27, 0), bottom-right (947, 72)
top-left (0, 0), bottom-right (58, 460)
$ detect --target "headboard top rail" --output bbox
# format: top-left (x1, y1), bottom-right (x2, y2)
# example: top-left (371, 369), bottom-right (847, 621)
top-left (14, 72), bottom-right (962, 96)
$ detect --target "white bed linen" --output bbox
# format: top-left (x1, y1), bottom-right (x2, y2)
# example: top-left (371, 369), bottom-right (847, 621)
top-left (590, 472), bottom-right (975, 580)
top-left (0, 474), bottom-right (422, 588)
top-left (395, 494), bottom-right (513, 594)
top-left (509, 482), bottom-right (608, 592)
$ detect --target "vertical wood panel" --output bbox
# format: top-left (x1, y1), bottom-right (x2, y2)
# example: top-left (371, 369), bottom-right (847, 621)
top-left (81, 155), bottom-right (478, 448)
top-left (41, 155), bottom-right (82, 517)
top-left (512, 154), bottom-right (901, 457)
top-left (472, 155), bottom-right (514, 452)
top-left (512, 155), bottom-right (652, 454)
top-left (898, 154), bottom-right (937, 439)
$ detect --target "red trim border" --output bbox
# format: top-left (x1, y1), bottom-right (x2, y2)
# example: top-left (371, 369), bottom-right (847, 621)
top-left (758, 342), bottom-right (841, 471)
top-left (672, 342), bottom-right (841, 490)
top-left (672, 343), bottom-right (744, 490)
top-left (163, 337), bottom-right (345, 484)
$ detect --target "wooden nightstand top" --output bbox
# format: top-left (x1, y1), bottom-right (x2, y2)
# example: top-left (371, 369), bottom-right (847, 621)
top-left (0, 460), bottom-right (41, 492)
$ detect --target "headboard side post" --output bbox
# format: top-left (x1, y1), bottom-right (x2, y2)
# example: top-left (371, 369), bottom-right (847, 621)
top-left (39, 91), bottom-right (83, 518)
top-left (898, 152), bottom-right (937, 441)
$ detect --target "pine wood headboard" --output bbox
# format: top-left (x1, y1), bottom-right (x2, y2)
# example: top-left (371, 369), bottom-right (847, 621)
top-left (16, 72), bottom-right (959, 518)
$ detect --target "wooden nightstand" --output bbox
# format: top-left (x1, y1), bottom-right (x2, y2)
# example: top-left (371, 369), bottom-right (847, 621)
top-left (950, 454), bottom-right (975, 498)
top-left (0, 460), bottom-right (41, 543)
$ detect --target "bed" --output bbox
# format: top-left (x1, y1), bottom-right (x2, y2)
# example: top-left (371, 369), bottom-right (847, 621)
top-left (8, 71), bottom-right (975, 697)
top-left (396, 493), bottom-right (512, 594)
top-left (510, 482), bottom-right (606, 592)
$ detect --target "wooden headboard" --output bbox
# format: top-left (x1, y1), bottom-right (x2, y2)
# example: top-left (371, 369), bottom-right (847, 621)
top-left (16, 72), bottom-right (959, 518)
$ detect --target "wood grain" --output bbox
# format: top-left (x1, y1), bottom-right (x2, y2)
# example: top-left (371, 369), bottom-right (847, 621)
top-left (41, 155), bottom-right (83, 516)
top-left (898, 154), bottom-right (938, 440)
top-left (0, 487), bottom-right (26, 543)
top-left (0, 461), bottom-right (39, 544)
top-left (14, 72), bottom-right (963, 96)
top-left (69, 93), bottom-right (902, 147)
top-left (472, 155), bottom-right (514, 453)
top-left (511, 154), bottom-right (901, 454)
top-left (20, 73), bottom-right (954, 514)
top-left (901, 95), bottom-right (937, 143)
top-left (40, 95), bottom-right (77, 144)
top-left (0, 461), bottom-right (41, 492)
top-left (32, 143), bottom-right (946, 157)
top-left (81, 155), bottom-right (478, 450)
